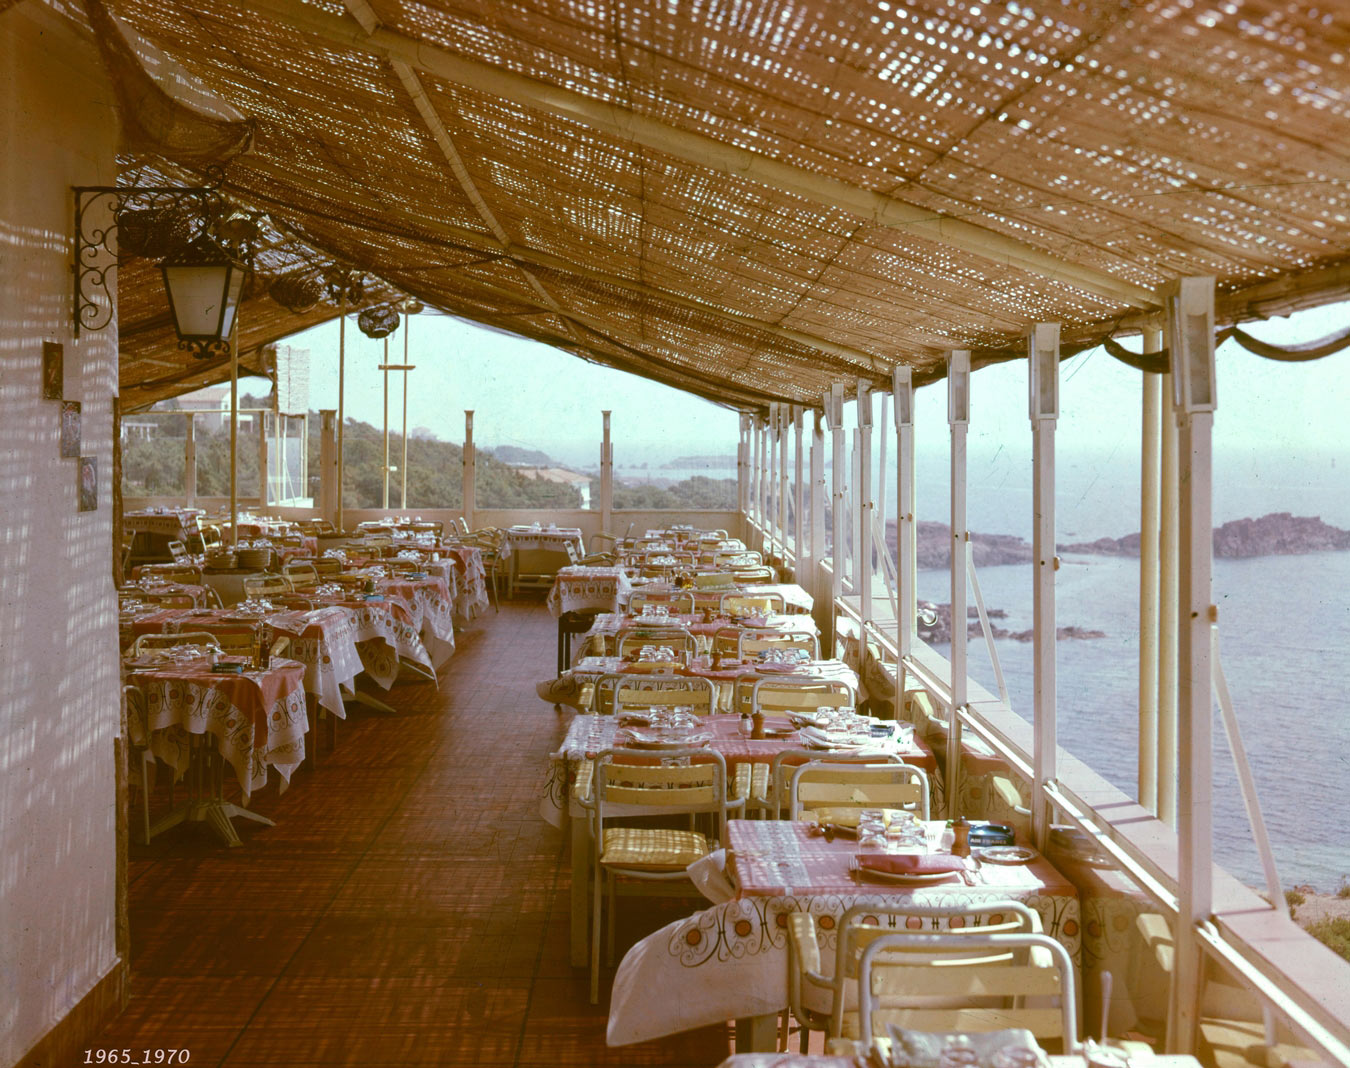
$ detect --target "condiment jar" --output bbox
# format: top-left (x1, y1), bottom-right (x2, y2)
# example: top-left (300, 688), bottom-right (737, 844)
top-left (951, 816), bottom-right (971, 857)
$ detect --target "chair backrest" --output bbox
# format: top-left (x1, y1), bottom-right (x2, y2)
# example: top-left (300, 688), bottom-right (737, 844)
top-left (731, 565), bottom-right (776, 584)
top-left (131, 631), bottom-right (222, 655)
top-left (457, 516), bottom-right (470, 535)
top-left (767, 748), bottom-right (901, 817)
top-left (167, 539), bottom-right (188, 560)
top-left (790, 761), bottom-right (930, 821)
top-left (616, 627), bottom-right (697, 665)
top-left (312, 556), bottom-right (343, 575)
top-left (199, 524), bottom-right (222, 547)
top-left (593, 747), bottom-right (729, 834)
top-left (139, 591), bottom-right (197, 608)
top-left (856, 928), bottom-right (1078, 1049)
top-left (786, 900), bottom-right (1043, 1041)
top-left (283, 562), bottom-right (320, 589)
top-left (602, 674), bottom-right (717, 716)
top-left (752, 677), bottom-right (855, 716)
top-left (721, 591), bottom-right (786, 615)
top-left (243, 574), bottom-right (292, 598)
top-left (156, 564), bottom-right (203, 584)
top-left (629, 589), bottom-right (695, 615)
top-left (738, 630), bottom-right (819, 659)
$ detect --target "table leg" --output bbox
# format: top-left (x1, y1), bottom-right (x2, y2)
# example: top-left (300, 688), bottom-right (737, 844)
top-left (570, 811), bottom-right (590, 968)
top-left (734, 1014), bottom-right (778, 1052)
top-left (342, 683), bottom-right (396, 714)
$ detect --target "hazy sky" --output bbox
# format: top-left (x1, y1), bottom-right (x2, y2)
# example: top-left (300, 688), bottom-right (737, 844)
top-left (248, 299), bottom-right (1350, 481)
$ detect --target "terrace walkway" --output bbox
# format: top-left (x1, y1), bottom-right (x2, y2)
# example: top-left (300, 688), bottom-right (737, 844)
top-left (96, 602), bottom-right (732, 1068)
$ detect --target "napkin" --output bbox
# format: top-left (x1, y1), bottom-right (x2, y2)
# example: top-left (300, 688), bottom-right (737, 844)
top-left (855, 854), bottom-right (972, 875)
top-left (686, 848), bottom-right (736, 904)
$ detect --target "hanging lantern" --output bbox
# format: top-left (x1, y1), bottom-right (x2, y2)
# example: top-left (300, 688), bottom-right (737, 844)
top-left (357, 303), bottom-right (400, 338)
top-left (116, 205), bottom-right (193, 260)
top-left (269, 272), bottom-right (323, 313)
top-left (159, 236), bottom-right (248, 359)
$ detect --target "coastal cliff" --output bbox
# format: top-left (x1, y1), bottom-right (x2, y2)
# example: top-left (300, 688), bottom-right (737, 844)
top-left (884, 519), bottom-right (1034, 568)
top-left (1059, 512), bottom-right (1350, 558)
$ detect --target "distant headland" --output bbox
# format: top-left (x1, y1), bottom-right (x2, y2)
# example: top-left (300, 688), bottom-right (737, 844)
top-left (1059, 512), bottom-right (1350, 558)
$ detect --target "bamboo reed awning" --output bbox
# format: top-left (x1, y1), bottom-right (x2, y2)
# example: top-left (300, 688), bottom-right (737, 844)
top-left (99, 0), bottom-right (1350, 411)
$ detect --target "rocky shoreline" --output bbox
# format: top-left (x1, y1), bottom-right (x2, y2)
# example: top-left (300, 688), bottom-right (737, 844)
top-left (884, 512), bottom-right (1350, 567)
top-left (916, 603), bottom-right (1106, 644)
top-left (1060, 512), bottom-right (1350, 558)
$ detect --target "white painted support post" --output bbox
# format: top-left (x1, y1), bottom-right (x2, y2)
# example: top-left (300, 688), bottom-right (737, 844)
top-left (462, 411), bottom-right (476, 532)
top-left (1167, 277), bottom-right (1217, 1057)
top-left (760, 415), bottom-right (771, 539)
top-left (183, 413), bottom-right (197, 507)
top-left (779, 403), bottom-right (790, 566)
top-left (257, 414), bottom-right (269, 509)
top-left (756, 418), bottom-right (766, 534)
top-left (381, 336), bottom-right (390, 511)
top-left (894, 367), bottom-right (915, 666)
top-left (768, 403), bottom-right (781, 557)
top-left (336, 294), bottom-right (346, 532)
top-left (600, 410), bottom-right (613, 536)
top-left (1139, 329), bottom-right (1163, 813)
top-left (793, 407), bottom-right (805, 570)
top-left (318, 410), bottom-right (337, 526)
top-left (737, 414), bottom-right (750, 526)
top-left (1028, 324), bottom-right (1060, 850)
top-left (810, 409), bottom-right (826, 638)
top-left (827, 385), bottom-right (846, 606)
top-left (947, 351), bottom-right (971, 816)
top-left (1158, 374), bottom-right (1179, 827)
top-left (229, 323), bottom-right (239, 547)
top-left (857, 380), bottom-right (874, 625)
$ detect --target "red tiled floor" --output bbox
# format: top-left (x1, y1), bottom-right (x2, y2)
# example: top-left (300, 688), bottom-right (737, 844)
top-left (94, 602), bottom-right (734, 1068)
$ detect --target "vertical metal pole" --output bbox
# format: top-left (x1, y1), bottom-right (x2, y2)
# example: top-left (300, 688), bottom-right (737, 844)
top-left (229, 322), bottom-right (239, 547)
top-left (737, 414), bottom-right (750, 525)
top-left (319, 410), bottom-right (337, 524)
top-left (462, 411), bottom-right (475, 531)
top-left (336, 292), bottom-right (346, 532)
top-left (829, 385), bottom-right (846, 607)
top-left (895, 366), bottom-right (915, 665)
top-left (849, 428), bottom-right (860, 592)
top-left (857, 381), bottom-right (874, 625)
top-left (788, 405), bottom-right (799, 567)
top-left (601, 411), bottom-right (613, 535)
top-left (779, 403), bottom-right (790, 565)
top-left (947, 351), bottom-right (971, 817)
top-left (1168, 278), bottom-right (1217, 1056)
top-left (810, 410), bottom-right (825, 619)
top-left (766, 404), bottom-right (779, 556)
top-left (1158, 377), bottom-right (1179, 827)
top-left (1028, 324), bottom-right (1060, 851)
top-left (257, 414), bottom-right (268, 509)
top-left (381, 336), bottom-right (390, 511)
top-left (1139, 331), bottom-right (1164, 813)
top-left (183, 413), bottom-right (197, 508)
top-left (751, 417), bottom-right (762, 531)
top-left (759, 417), bottom-right (770, 537)
top-left (401, 310), bottom-right (410, 510)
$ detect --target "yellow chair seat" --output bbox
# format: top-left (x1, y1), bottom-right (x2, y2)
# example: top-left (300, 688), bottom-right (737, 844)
top-left (601, 827), bottom-right (709, 870)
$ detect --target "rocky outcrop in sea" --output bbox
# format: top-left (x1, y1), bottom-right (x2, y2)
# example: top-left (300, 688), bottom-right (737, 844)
top-left (1058, 512), bottom-right (1350, 558)
top-left (884, 520), bottom-right (1033, 569)
top-left (916, 603), bottom-right (1105, 644)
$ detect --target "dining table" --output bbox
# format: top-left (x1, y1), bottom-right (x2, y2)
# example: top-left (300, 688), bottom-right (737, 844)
top-left (566, 654), bottom-right (861, 715)
top-left (574, 610), bottom-right (821, 665)
top-left (714, 1054), bottom-right (1201, 1068)
top-left (544, 708), bottom-right (934, 972)
top-left (547, 565), bottom-right (634, 618)
top-left (634, 579), bottom-right (815, 614)
top-left (606, 818), bottom-right (1082, 1048)
top-left (301, 587), bottom-right (436, 688)
top-left (125, 652), bottom-right (308, 846)
top-left (123, 605), bottom-right (363, 720)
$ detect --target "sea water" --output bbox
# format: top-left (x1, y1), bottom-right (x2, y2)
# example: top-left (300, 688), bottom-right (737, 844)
top-left (917, 550), bottom-right (1350, 890)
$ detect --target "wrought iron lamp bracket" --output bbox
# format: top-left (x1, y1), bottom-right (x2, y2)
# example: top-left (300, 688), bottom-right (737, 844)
top-left (72, 166), bottom-right (229, 337)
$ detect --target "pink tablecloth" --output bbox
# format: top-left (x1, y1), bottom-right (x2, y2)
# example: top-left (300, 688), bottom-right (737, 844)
top-left (127, 606), bottom-right (362, 719)
top-left (125, 658), bottom-right (307, 799)
top-left (379, 574), bottom-right (455, 666)
top-left (606, 820), bottom-right (1081, 1046)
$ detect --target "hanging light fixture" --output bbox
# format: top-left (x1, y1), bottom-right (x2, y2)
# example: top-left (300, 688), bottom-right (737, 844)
top-left (159, 235), bottom-right (248, 359)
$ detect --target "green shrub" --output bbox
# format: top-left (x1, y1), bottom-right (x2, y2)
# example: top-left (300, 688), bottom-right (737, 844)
top-left (1304, 917), bottom-right (1350, 962)
top-left (1336, 878), bottom-right (1350, 900)
top-left (1285, 888), bottom-right (1306, 908)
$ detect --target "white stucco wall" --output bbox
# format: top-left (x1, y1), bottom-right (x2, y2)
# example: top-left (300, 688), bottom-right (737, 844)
top-left (0, 4), bottom-right (122, 1064)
